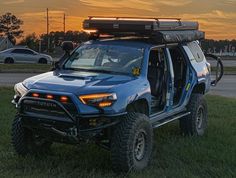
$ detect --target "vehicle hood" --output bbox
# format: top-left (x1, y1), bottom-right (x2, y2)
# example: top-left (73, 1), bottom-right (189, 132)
top-left (23, 70), bottom-right (136, 94)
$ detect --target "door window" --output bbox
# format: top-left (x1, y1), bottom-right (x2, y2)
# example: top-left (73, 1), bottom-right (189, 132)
top-left (148, 48), bottom-right (167, 113)
top-left (23, 49), bottom-right (35, 55)
top-left (11, 49), bottom-right (34, 55)
top-left (187, 41), bottom-right (205, 63)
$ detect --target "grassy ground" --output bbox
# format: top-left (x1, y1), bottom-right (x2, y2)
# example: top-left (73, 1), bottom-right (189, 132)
top-left (212, 66), bottom-right (236, 75)
top-left (0, 87), bottom-right (235, 178)
top-left (221, 56), bottom-right (236, 60)
top-left (223, 66), bottom-right (236, 74)
top-left (0, 64), bottom-right (51, 73)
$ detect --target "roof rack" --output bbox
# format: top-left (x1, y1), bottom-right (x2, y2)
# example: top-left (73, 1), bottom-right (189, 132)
top-left (83, 16), bottom-right (199, 32)
top-left (83, 16), bottom-right (205, 43)
top-left (88, 16), bottom-right (182, 21)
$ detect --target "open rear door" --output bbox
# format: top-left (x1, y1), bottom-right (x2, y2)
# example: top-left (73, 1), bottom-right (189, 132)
top-left (205, 54), bottom-right (224, 86)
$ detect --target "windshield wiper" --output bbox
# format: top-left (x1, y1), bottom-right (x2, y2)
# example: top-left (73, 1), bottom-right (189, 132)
top-left (64, 67), bottom-right (129, 76)
top-left (86, 69), bottom-right (127, 75)
top-left (64, 67), bottom-right (90, 72)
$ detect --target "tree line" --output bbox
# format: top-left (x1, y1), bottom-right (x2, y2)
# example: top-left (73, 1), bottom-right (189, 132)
top-left (0, 12), bottom-right (23, 44)
top-left (0, 12), bottom-right (89, 52)
top-left (201, 39), bottom-right (236, 54)
top-left (19, 31), bottom-right (89, 52)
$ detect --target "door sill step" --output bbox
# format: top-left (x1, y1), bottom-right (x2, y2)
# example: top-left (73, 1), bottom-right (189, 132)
top-left (152, 112), bottom-right (190, 128)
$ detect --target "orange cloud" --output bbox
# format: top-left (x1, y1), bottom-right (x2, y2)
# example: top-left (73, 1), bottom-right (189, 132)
top-left (179, 10), bottom-right (236, 39)
top-left (3, 0), bottom-right (24, 5)
top-left (158, 0), bottom-right (192, 6)
top-left (2, 0), bottom-right (235, 40)
top-left (80, 0), bottom-right (157, 11)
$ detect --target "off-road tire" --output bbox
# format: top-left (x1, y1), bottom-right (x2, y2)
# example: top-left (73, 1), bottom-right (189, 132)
top-left (111, 113), bottom-right (153, 172)
top-left (180, 94), bottom-right (208, 136)
top-left (12, 115), bottom-right (52, 156)
top-left (38, 58), bottom-right (47, 64)
top-left (4, 57), bottom-right (14, 64)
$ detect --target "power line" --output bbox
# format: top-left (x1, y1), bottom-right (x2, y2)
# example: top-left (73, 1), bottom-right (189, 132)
top-left (46, 9), bottom-right (66, 33)
top-left (63, 13), bottom-right (66, 33)
top-left (46, 8), bottom-right (49, 36)
top-left (44, 8), bottom-right (69, 51)
top-left (46, 8), bottom-right (49, 52)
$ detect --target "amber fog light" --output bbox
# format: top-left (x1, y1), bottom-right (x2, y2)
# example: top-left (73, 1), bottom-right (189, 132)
top-left (32, 93), bottom-right (39, 97)
top-left (98, 101), bottom-right (113, 107)
top-left (46, 94), bottom-right (54, 99)
top-left (60, 96), bottom-right (68, 103)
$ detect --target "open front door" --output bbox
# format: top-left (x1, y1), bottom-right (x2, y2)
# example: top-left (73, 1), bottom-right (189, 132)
top-left (205, 54), bottom-right (224, 86)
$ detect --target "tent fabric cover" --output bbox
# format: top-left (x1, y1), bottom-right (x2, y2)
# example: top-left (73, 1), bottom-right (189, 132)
top-left (83, 17), bottom-right (205, 43)
top-left (151, 30), bottom-right (205, 43)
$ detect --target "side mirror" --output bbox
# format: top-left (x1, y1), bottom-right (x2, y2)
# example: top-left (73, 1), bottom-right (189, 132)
top-left (62, 41), bottom-right (74, 52)
top-left (54, 61), bottom-right (60, 69)
top-left (51, 61), bottom-right (60, 71)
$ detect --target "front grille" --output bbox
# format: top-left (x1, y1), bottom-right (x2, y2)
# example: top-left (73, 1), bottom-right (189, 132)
top-left (22, 99), bottom-right (67, 118)
top-left (22, 93), bottom-right (78, 119)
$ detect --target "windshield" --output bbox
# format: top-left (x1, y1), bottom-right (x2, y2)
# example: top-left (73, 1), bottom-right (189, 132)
top-left (64, 44), bottom-right (144, 75)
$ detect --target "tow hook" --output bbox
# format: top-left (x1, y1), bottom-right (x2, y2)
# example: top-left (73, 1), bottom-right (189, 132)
top-left (11, 95), bottom-right (21, 108)
top-left (50, 127), bottom-right (79, 142)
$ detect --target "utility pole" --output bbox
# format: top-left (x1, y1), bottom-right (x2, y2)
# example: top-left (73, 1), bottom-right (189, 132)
top-left (46, 8), bottom-right (50, 52)
top-left (63, 13), bottom-right (66, 33)
top-left (39, 39), bottom-right (42, 53)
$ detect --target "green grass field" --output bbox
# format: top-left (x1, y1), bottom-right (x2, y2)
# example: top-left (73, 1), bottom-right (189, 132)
top-left (212, 66), bottom-right (236, 75)
top-left (0, 87), bottom-right (235, 178)
top-left (0, 64), bottom-right (51, 73)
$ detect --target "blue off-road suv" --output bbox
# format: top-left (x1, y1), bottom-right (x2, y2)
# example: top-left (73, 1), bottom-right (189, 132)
top-left (11, 17), bottom-right (223, 172)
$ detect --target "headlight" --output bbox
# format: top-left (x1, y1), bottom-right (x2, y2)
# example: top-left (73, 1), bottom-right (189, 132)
top-left (14, 83), bottom-right (28, 97)
top-left (79, 93), bottom-right (117, 108)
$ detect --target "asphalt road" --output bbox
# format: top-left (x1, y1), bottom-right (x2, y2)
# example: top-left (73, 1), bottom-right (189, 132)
top-left (0, 73), bottom-right (235, 98)
top-left (210, 75), bottom-right (236, 98)
top-left (0, 73), bottom-right (38, 87)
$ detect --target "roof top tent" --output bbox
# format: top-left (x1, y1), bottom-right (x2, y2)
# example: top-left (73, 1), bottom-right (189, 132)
top-left (83, 16), bottom-right (205, 43)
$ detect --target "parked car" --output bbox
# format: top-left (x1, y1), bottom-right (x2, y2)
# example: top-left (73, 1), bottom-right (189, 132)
top-left (0, 48), bottom-right (53, 64)
top-left (11, 17), bottom-right (223, 172)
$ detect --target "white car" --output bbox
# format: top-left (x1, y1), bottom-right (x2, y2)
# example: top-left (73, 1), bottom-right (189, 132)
top-left (0, 48), bottom-right (53, 64)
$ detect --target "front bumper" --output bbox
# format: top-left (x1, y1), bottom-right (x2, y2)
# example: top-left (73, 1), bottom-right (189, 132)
top-left (15, 96), bottom-right (124, 143)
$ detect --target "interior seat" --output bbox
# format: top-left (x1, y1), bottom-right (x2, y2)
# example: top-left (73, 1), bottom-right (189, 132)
top-left (148, 50), bottom-right (164, 97)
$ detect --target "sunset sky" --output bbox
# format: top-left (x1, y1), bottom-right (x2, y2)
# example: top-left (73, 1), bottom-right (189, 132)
top-left (1, 0), bottom-right (236, 40)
